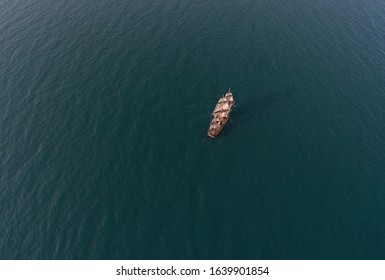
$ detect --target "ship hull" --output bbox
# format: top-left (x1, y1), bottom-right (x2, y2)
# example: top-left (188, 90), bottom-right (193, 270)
top-left (207, 117), bottom-right (229, 138)
top-left (207, 90), bottom-right (234, 138)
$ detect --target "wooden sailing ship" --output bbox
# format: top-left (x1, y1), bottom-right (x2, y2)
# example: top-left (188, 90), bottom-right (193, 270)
top-left (207, 89), bottom-right (234, 138)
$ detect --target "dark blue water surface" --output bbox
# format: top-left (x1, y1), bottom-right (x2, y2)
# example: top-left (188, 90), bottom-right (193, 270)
top-left (1, 0), bottom-right (385, 259)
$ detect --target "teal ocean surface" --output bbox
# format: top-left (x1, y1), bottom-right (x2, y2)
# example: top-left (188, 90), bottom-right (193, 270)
top-left (1, 0), bottom-right (385, 259)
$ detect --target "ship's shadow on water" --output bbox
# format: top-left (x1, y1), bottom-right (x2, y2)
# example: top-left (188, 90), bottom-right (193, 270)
top-left (201, 91), bottom-right (295, 144)
top-left (231, 90), bottom-right (295, 125)
top-left (201, 90), bottom-right (296, 141)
